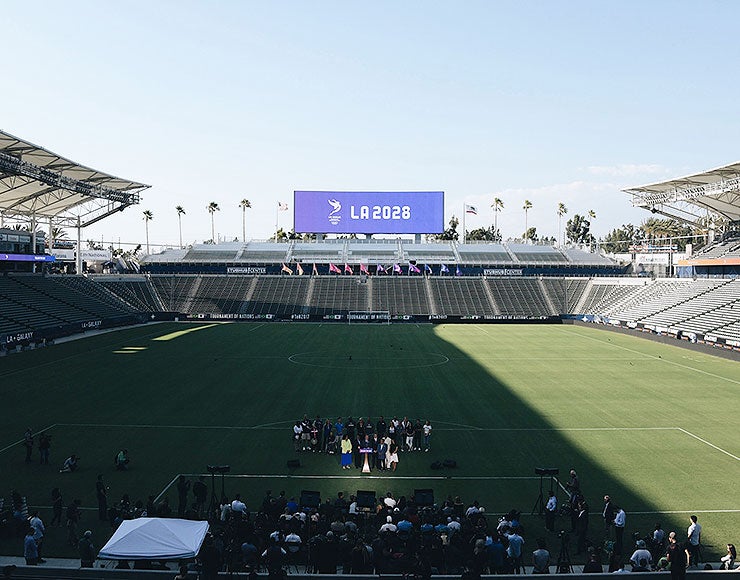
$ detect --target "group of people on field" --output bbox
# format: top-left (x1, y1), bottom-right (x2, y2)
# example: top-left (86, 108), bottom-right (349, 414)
top-left (292, 415), bottom-right (432, 471)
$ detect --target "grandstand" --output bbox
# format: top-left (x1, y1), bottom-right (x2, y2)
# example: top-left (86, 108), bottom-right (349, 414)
top-left (0, 130), bottom-right (738, 354)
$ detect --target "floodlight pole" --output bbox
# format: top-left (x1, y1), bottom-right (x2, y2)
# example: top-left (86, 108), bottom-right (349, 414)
top-left (76, 217), bottom-right (82, 275)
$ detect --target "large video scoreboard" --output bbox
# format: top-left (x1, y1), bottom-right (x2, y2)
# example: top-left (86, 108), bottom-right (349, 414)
top-left (294, 191), bottom-right (444, 234)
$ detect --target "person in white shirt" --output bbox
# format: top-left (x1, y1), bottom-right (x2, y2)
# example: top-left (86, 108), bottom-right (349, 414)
top-left (231, 495), bottom-right (247, 514)
top-left (422, 421), bottom-right (432, 452)
top-left (545, 491), bottom-right (557, 532)
top-left (285, 531), bottom-right (302, 554)
top-left (379, 516), bottom-right (397, 534)
top-left (630, 540), bottom-right (653, 570)
top-left (613, 506), bottom-right (626, 555)
top-left (28, 512), bottom-right (46, 563)
top-left (687, 515), bottom-right (702, 567)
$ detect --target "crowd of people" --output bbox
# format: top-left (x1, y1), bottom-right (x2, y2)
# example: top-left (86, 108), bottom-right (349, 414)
top-left (11, 428), bottom-right (738, 576)
top-left (292, 416), bottom-right (433, 471)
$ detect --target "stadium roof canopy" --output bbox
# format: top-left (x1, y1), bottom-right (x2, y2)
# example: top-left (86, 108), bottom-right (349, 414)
top-left (624, 161), bottom-right (740, 226)
top-left (0, 129), bottom-right (149, 228)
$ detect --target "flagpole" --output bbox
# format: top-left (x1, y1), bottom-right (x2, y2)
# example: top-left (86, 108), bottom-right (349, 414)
top-left (462, 203), bottom-right (466, 245)
top-left (275, 202), bottom-right (279, 242)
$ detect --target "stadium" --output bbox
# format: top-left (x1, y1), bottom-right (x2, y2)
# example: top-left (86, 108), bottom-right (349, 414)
top-left (0, 129), bottom-right (739, 578)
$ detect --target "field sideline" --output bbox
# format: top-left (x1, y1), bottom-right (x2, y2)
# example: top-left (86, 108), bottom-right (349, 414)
top-left (1, 321), bottom-right (738, 560)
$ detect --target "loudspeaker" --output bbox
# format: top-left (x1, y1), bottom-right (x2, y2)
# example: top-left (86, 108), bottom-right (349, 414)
top-left (300, 490), bottom-right (321, 509)
top-left (356, 490), bottom-right (377, 509)
top-left (443, 459), bottom-right (457, 468)
top-left (287, 459), bottom-right (300, 468)
top-left (414, 488), bottom-right (434, 507)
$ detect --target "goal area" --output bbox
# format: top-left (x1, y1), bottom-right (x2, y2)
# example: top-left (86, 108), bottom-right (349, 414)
top-left (348, 311), bottom-right (391, 324)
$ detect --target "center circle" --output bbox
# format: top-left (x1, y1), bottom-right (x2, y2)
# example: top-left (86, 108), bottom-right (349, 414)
top-left (288, 351), bottom-right (449, 370)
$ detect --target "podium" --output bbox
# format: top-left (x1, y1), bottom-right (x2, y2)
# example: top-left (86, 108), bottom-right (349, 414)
top-left (359, 447), bottom-right (374, 473)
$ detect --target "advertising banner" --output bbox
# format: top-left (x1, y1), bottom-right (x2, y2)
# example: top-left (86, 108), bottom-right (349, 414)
top-left (294, 191), bottom-right (444, 234)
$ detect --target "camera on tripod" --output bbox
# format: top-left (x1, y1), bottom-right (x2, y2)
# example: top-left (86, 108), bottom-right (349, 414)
top-left (207, 465), bottom-right (230, 474)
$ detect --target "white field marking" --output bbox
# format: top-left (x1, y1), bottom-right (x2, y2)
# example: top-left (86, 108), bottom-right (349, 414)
top-left (0, 424), bottom-right (57, 454)
top-left (558, 327), bottom-right (740, 386)
top-left (51, 422), bottom-right (683, 433)
top-left (676, 428), bottom-right (740, 462)
top-left (155, 473), bottom-right (181, 503)
top-left (625, 509), bottom-right (740, 515)
top-left (178, 473), bottom-right (540, 481)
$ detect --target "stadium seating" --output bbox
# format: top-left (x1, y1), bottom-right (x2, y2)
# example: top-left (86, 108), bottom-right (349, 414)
top-left (309, 277), bottom-right (370, 315)
top-left (371, 277), bottom-right (430, 315)
top-left (486, 278), bottom-right (555, 316)
top-left (97, 276), bottom-right (162, 311)
top-left (2, 273), bottom-right (740, 352)
top-left (244, 277), bottom-right (310, 316)
top-left (429, 278), bottom-right (496, 316)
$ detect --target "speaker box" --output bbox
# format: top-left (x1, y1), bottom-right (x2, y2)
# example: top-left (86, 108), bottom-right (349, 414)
top-left (414, 488), bottom-right (434, 507)
top-left (356, 490), bottom-right (377, 509)
top-left (443, 459), bottom-right (457, 468)
top-left (287, 459), bottom-right (300, 468)
top-left (300, 489), bottom-right (321, 509)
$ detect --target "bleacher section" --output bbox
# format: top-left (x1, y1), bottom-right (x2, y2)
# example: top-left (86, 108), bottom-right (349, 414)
top-left (243, 277), bottom-right (310, 316)
top-left (182, 248), bottom-right (240, 262)
top-left (309, 277), bottom-right (369, 315)
top-left (429, 278), bottom-right (495, 316)
top-left (345, 241), bottom-right (400, 264)
top-left (403, 243), bottom-right (456, 263)
top-left (150, 275), bottom-right (201, 312)
top-left (371, 278), bottom-right (430, 316)
top-left (3, 273), bottom-right (740, 350)
top-left (486, 278), bottom-right (555, 317)
top-left (457, 244), bottom-right (512, 264)
top-left (97, 277), bottom-right (162, 311)
top-left (540, 278), bottom-right (590, 314)
top-left (691, 232), bottom-right (740, 259)
top-left (0, 274), bottom-right (134, 337)
top-left (240, 242), bottom-right (290, 263)
top-left (508, 244), bottom-right (568, 264)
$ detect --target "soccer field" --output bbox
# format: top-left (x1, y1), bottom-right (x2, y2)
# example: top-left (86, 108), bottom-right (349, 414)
top-left (1, 321), bottom-right (738, 560)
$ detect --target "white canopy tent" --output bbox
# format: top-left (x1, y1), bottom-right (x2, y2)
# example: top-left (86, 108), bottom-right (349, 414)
top-left (98, 518), bottom-right (209, 561)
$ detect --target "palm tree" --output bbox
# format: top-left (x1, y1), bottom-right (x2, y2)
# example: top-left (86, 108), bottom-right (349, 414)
top-left (523, 199), bottom-right (533, 241)
top-left (239, 199), bottom-right (252, 243)
top-left (176, 206), bottom-right (186, 248)
top-left (491, 197), bottom-right (504, 236)
top-left (143, 210), bottom-right (153, 255)
top-left (557, 202), bottom-right (568, 247)
top-left (207, 202), bottom-right (220, 243)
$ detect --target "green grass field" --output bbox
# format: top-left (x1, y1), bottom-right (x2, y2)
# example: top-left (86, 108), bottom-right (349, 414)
top-left (1, 321), bottom-right (738, 561)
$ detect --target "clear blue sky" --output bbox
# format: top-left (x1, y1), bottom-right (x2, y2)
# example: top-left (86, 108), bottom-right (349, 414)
top-left (4, 0), bottom-right (739, 248)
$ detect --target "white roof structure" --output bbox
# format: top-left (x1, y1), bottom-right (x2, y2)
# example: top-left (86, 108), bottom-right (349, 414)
top-left (0, 129), bottom-right (149, 228)
top-left (97, 518), bottom-right (209, 561)
top-left (624, 161), bottom-right (740, 225)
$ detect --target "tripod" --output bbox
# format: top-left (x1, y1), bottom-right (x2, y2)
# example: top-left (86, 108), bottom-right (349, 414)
top-left (532, 473), bottom-right (557, 516)
top-left (557, 532), bottom-right (573, 574)
top-left (207, 470), bottom-right (227, 521)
